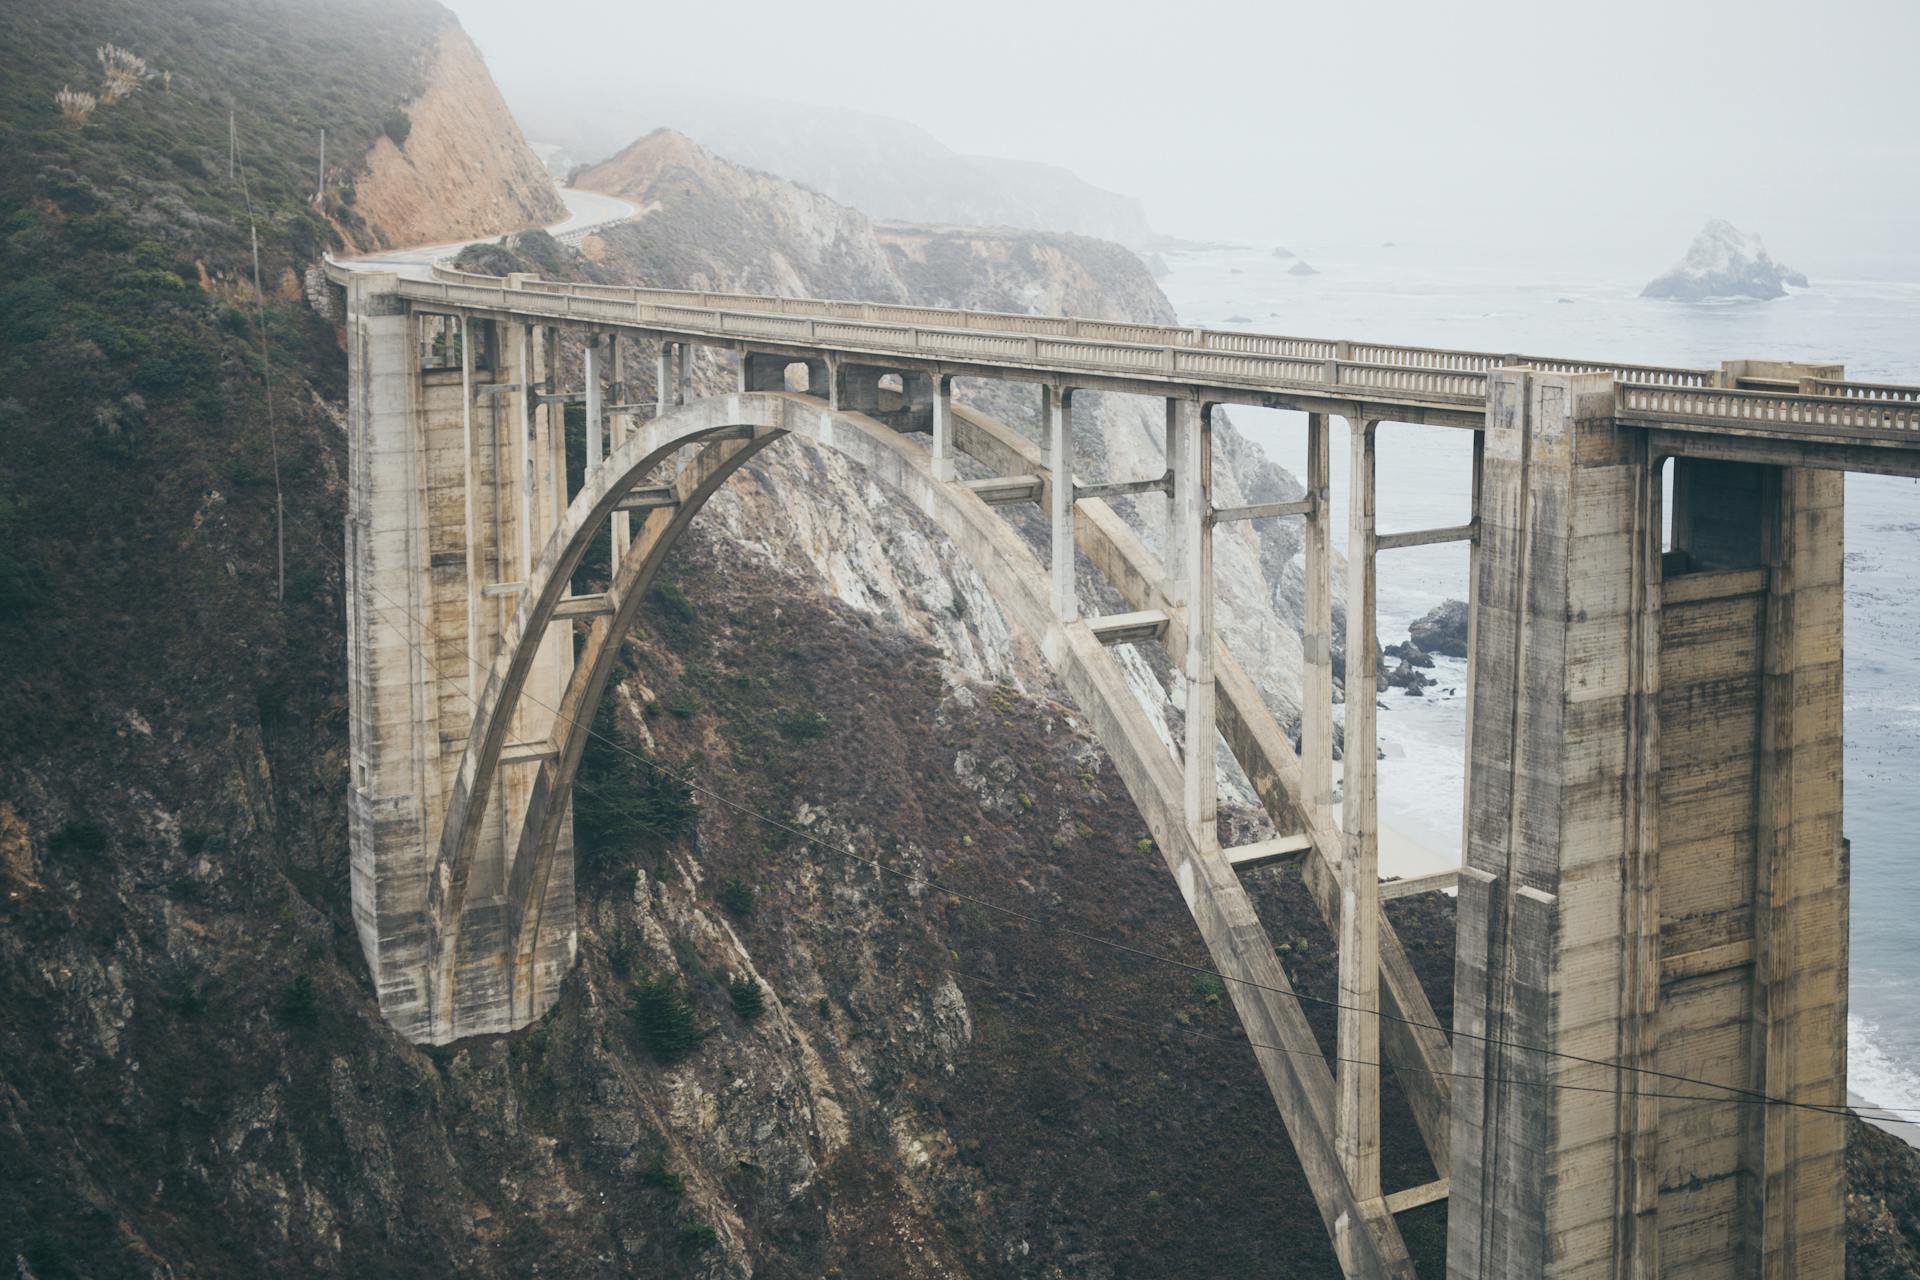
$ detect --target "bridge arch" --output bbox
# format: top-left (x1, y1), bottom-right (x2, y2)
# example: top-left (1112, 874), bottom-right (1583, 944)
top-left (426, 387), bottom-right (1413, 1275)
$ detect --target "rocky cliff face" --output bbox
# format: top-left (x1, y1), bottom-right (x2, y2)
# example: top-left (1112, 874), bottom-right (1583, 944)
top-left (6, 4), bottom-right (1919, 1275)
top-left (347, 18), bottom-right (564, 249)
top-left (577, 131), bottom-right (1332, 787)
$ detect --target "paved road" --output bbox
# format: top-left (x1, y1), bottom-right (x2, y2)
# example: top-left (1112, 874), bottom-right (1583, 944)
top-left (339, 186), bottom-right (638, 277)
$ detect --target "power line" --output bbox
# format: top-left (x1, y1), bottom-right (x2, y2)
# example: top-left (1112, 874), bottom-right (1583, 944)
top-left (937, 964), bottom-right (1889, 1117)
top-left (312, 513), bottom-right (1907, 1124)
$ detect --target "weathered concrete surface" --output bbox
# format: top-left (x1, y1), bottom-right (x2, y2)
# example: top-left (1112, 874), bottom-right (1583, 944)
top-left (414, 389), bottom-right (1415, 1271)
top-left (950, 402), bottom-right (1457, 1171)
top-left (1447, 370), bottom-right (1847, 1279)
top-left (345, 279), bottom-right (571, 1043)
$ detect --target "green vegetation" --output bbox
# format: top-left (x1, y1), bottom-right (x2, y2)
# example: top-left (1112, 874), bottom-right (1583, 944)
top-left (648, 580), bottom-right (697, 628)
top-left (573, 701), bottom-right (698, 880)
top-left (628, 972), bottom-right (707, 1063)
top-left (776, 705), bottom-right (830, 742)
top-left (47, 821), bottom-right (107, 860)
top-left (22, 1230), bottom-right (75, 1280)
top-left (275, 972), bottom-right (320, 1027)
top-left (716, 876), bottom-right (755, 917)
top-left (676, 1219), bottom-right (718, 1252)
top-left (638, 1159), bottom-right (684, 1195)
top-left (1189, 972), bottom-right (1226, 1005)
top-left (604, 925), bottom-right (637, 976)
top-left (380, 109), bottom-right (411, 147)
top-left (450, 229), bottom-right (579, 281)
top-left (728, 974), bottom-right (765, 1021)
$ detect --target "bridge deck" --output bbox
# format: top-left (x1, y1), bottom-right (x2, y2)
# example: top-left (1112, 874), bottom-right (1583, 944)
top-left (332, 260), bottom-right (1920, 465)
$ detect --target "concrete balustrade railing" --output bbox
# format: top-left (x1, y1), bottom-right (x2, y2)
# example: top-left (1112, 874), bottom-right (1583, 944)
top-left (362, 261), bottom-right (1920, 447)
top-left (414, 261), bottom-right (1713, 388)
top-left (1808, 378), bottom-right (1920, 403)
top-left (1619, 382), bottom-right (1920, 438)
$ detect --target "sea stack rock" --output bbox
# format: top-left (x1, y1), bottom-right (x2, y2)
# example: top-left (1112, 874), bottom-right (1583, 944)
top-left (1641, 219), bottom-right (1808, 301)
top-left (1288, 260), bottom-right (1318, 277)
top-left (1271, 245), bottom-right (1297, 259)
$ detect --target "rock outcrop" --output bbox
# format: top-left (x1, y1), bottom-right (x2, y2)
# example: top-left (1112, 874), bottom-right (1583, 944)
top-left (348, 18), bottom-right (563, 249)
top-left (1408, 599), bottom-right (1469, 658)
top-left (1640, 218), bottom-right (1808, 301)
top-left (13, 4), bottom-right (1919, 1275)
top-left (575, 131), bottom-right (1332, 758)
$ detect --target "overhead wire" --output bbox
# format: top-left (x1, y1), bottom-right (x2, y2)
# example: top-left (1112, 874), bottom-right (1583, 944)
top-left (290, 320), bottom-right (1910, 1126)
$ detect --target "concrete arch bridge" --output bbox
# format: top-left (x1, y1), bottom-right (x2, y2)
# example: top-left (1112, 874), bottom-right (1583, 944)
top-left (327, 256), bottom-right (1920, 1279)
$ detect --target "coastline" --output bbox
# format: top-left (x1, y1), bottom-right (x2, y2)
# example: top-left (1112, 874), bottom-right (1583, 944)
top-left (1328, 766), bottom-right (1459, 885)
top-left (1855, 1092), bottom-right (1920, 1150)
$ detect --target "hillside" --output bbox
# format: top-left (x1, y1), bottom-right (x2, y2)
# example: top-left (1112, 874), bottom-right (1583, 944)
top-left (517, 87), bottom-right (1160, 246)
top-left (3, 3), bottom-right (1919, 1277)
top-left (576, 130), bottom-right (1337, 754)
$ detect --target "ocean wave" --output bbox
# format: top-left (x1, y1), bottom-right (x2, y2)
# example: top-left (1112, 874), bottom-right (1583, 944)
top-left (1851, 1015), bottom-right (1920, 1115)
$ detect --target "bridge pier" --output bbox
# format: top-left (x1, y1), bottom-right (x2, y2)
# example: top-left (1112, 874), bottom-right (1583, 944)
top-left (656, 340), bottom-right (686, 413)
top-left (1337, 415), bottom-right (1383, 1215)
top-left (1048, 386), bottom-right (1078, 622)
top-left (1447, 369), bottom-right (1846, 1279)
top-left (345, 277), bottom-right (574, 1043)
top-left (1175, 399), bottom-right (1216, 851)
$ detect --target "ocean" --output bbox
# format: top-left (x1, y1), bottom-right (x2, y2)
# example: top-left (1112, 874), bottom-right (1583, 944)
top-left (1156, 239), bottom-right (1920, 1122)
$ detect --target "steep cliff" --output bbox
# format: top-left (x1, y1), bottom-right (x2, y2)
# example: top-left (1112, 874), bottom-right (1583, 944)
top-left (577, 131), bottom-right (1329, 779)
top-left (519, 89), bottom-right (1160, 246)
top-left (346, 19), bottom-right (563, 248)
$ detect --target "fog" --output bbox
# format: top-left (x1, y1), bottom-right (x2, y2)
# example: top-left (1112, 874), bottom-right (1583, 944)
top-left (447, 0), bottom-right (1920, 279)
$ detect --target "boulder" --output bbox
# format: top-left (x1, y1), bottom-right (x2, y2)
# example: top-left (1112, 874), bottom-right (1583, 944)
top-left (1641, 219), bottom-right (1807, 301)
top-left (1380, 654), bottom-right (1433, 694)
top-left (1408, 599), bottom-right (1468, 658)
top-left (1384, 639), bottom-right (1433, 669)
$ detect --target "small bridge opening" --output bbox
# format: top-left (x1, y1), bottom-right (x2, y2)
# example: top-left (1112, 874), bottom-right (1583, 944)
top-left (417, 312), bottom-right (495, 372)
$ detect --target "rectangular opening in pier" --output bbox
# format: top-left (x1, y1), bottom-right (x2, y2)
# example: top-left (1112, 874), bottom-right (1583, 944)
top-left (416, 313), bottom-right (495, 373)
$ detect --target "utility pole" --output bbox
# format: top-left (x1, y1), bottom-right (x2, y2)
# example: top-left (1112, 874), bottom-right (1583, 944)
top-left (228, 110), bottom-right (235, 182)
top-left (248, 222), bottom-right (285, 603)
top-left (315, 128), bottom-right (325, 206)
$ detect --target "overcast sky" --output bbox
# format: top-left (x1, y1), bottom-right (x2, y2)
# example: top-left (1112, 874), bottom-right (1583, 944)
top-left (446, 0), bottom-right (1919, 275)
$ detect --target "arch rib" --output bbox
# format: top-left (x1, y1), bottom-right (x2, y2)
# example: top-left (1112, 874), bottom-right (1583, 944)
top-left (501, 430), bottom-right (779, 1022)
top-left (427, 396), bottom-right (795, 1039)
top-left (434, 390), bottom-right (1413, 1276)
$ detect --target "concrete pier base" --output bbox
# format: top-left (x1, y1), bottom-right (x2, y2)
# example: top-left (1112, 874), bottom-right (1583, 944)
top-left (1447, 369), bottom-right (1846, 1279)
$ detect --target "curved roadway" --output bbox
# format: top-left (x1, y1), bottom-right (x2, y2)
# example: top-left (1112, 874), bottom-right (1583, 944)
top-left (339, 185), bottom-right (638, 278)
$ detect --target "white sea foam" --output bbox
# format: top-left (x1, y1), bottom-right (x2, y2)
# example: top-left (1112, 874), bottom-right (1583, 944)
top-left (1852, 1016), bottom-right (1920, 1117)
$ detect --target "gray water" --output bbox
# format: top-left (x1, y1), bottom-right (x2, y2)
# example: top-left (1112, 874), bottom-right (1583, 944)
top-left (1157, 239), bottom-right (1920, 1118)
